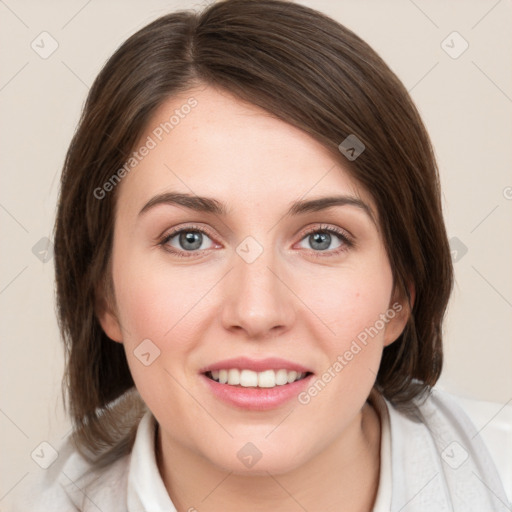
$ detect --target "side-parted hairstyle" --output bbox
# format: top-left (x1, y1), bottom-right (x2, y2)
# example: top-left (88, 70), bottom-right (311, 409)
top-left (54, 0), bottom-right (453, 466)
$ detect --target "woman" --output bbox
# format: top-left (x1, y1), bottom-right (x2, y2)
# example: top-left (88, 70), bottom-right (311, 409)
top-left (8, 0), bottom-right (509, 510)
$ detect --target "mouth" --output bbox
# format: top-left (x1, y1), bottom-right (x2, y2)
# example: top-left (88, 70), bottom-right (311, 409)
top-left (199, 357), bottom-right (315, 411)
top-left (199, 356), bottom-right (315, 410)
top-left (203, 368), bottom-right (313, 388)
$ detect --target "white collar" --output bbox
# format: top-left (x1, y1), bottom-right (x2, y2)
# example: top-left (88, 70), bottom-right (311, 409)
top-left (124, 388), bottom-right (509, 512)
top-left (369, 388), bottom-right (393, 512)
top-left (125, 392), bottom-right (392, 512)
top-left (127, 411), bottom-right (177, 512)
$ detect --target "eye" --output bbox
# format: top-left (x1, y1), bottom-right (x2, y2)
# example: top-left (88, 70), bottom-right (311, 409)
top-left (160, 225), bottom-right (218, 257)
top-left (297, 225), bottom-right (353, 256)
top-left (159, 223), bottom-right (353, 259)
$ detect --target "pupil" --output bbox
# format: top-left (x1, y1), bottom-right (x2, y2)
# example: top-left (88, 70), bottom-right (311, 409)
top-left (180, 231), bottom-right (202, 250)
top-left (311, 232), bottom-right (330, 250)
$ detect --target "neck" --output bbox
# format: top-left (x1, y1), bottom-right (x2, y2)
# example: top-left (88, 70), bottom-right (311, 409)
top-left (156, 400), bottom-right (381, 512)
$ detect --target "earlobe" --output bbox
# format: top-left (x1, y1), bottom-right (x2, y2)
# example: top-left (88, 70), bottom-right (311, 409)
top-left (95, 292), bottom-right (124, 343)
top-left (383, 282), bottom-right (415, 347)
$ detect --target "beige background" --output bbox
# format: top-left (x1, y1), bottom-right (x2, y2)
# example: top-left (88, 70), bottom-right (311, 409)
top-left (1, 0), bottom-right (511, 503)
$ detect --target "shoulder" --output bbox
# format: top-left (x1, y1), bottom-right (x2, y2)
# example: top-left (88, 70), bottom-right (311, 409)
top-left (382, 386), bottom-right (511, 511)
top-left (4, 432), bottom-right (131, 512)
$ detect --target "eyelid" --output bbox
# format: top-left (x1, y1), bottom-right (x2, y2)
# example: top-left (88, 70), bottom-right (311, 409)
top-left (159, 222), bottom-right (354, 257)
top-left (158, 223), bottom-right (221, 256)
top-left (295, 223), bottom-right (355, 256)
top-left (159, 223), bottom-right (218, 242)
top-left (299, 223), bottom-right (354, 242)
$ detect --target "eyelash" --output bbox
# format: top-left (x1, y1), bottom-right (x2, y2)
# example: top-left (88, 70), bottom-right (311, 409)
top-left (158, 223), bottom-right (354, 259)
top-left (300, 224), bottom-right (354, 258)
top-left (159, 224), bottom-right (218, 259)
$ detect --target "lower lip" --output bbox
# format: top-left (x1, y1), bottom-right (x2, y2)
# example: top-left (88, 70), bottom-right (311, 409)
top-left (200, 373), bottom-right (314, 411)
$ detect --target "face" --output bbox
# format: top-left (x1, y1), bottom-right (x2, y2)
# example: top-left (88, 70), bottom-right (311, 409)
top-left (98, 85), bottom-right (408, 476)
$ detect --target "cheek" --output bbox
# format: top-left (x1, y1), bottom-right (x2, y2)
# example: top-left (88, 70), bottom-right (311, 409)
top-left (111, 248), bottom-right (217, 352)
top-left (296, 265), bottom-right (394, 416)
top-left (111, 254), bottom-right (204, 409)
top-left (304, 262), bottom-right (394, 352)
top-left (114, 268), bottom-right (175, 341)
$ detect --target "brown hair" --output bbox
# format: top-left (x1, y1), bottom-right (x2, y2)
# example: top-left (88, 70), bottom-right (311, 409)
top-left (54, 0), bottom-right (453, 465)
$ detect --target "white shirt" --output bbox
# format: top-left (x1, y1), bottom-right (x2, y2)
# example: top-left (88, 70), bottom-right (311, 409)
top-left (371, 387), bottom-right (392, 512)
top-left (4, 387), bottom-right (510, 511)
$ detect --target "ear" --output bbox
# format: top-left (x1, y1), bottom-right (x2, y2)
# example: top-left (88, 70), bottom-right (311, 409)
top-left (95, 283), bottom-right (124, 343)
top-left (383, 282), bottom-right (415, 347)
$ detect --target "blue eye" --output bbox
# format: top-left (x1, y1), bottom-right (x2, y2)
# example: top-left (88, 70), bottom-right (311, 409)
top-left (159, 224), bottom-right (353, 259)
top-left (160, 225), bottom-right (216, 257)
top-left (297, 225), bottom-right (353, 257)
top-left (300, 231), bottom-right (342, 251)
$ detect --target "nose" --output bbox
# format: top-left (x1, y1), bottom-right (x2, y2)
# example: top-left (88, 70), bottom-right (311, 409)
top-left (220, 244), bottom-right (296, 339)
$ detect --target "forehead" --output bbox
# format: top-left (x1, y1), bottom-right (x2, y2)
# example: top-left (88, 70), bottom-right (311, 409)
top-left (116, 85), bottom-right (375, 218)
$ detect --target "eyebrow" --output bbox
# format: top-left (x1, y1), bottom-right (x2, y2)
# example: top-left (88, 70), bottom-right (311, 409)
top-left (139, 192), bottom-right (375, 222)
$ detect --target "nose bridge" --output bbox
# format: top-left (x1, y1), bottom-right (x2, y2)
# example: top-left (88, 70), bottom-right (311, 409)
top-left (221, 236), bottom-right (295, 337)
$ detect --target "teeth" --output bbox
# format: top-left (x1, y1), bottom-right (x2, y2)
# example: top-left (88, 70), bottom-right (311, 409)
top-left (275, 369), bottom-right (288, 385)
top-left (228, 368), bottom-right (240, 385)
top-left (287, 370), bottom-right (298, 384)
top-left (240, 369), bottom-right (258, 387)
top-left (258, 370), bottom-right (275, 388)
top-left (207, 369), bottom-right (308, 388)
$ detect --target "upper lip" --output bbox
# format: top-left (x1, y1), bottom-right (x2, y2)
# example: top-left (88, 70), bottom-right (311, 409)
top-left (200, 357), bottom-right (313, 374)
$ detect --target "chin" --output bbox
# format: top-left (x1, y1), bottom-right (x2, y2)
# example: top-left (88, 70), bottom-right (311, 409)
top-left (205, 438), bottom-right (311, 476)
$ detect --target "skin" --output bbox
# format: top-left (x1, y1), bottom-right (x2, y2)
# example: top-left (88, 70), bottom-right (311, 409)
top-left (98, 85), bottom-right (410, 512)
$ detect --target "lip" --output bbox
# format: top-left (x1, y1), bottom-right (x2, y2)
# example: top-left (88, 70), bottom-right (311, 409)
top-left (200, 372), bottom-right (314, 411)
top-left (199, 356), bottom-right (313, 374)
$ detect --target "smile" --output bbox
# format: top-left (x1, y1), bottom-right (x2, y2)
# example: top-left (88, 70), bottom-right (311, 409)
top-left (205, 368), bottom-right (311, 388)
